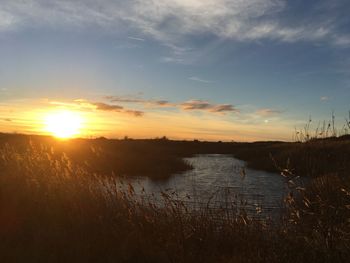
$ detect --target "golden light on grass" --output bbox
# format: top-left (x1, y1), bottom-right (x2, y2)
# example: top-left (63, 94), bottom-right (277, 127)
top-left (44, 110), bottom-right (83, 139)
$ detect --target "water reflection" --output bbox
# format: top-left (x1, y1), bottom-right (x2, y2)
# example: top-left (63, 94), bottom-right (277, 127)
top-left (116, 154), bottom-right (288, 218)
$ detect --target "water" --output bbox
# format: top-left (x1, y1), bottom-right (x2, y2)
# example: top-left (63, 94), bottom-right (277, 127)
top-left (116, 154), bottom-right (288, 219)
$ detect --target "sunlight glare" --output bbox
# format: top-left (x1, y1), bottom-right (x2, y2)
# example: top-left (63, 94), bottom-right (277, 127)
top-left (44, 110), bottom-right (83, 138)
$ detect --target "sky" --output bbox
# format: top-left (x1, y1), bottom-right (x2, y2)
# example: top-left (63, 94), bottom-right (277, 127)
top-left (0, 0), bottom-right (349, 141)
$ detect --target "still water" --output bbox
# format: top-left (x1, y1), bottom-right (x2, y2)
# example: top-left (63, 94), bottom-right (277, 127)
top-left (116, 154), bottom-right (289, 218)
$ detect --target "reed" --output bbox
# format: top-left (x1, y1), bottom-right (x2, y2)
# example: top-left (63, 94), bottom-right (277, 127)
top-left (0, 140), bottom-right (349, 262)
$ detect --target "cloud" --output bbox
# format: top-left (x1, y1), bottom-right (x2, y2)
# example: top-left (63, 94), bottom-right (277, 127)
top-left (188, 76), bottom-right (212, 83)
top-left (181, 100), bottom-right (212, 110)
top-left (320, 96), bottom-right (329, 101)
top-left (127, 36), bottom-right (145, 42)
top-left (105, 95), bottom-right (238, 114)
top-left (105, 96), bottom-right (174, 107)
top-left (89, 102), bottom-right (144, 116)
top-left (333, 36), bottom-right (350, 47)
top-left (2, 118), bottom-right (12, 122)
top-left (255, 108), bottom-right (283, 117)
top-left (181, 100), bottom-right (238, 113)
top-left (92, 102), bottom-right (123, 112)
top-left (124, 110), bottom-right (144, 117)
top-left (105, 96), bottom-right (143, 104)
top-left (160, 57), bottom-right (187, 64)
top-left (154, 100), bottom-right (171, 106)
top-left (210, 104), bottom-right (237, 113)
top-left (0, 9), bottom-right (17, 30)
top-left (125, 0), bottom-right (287, 45)
top-left (1, 0), bottom-right (349, 51)
top-left (65, 99), bottom-right (144, 117)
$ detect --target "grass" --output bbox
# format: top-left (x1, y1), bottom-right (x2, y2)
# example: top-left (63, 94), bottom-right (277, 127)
top-left (231, 135), bottom-right (350, 178)
top-left (5, 131), bottom-right (349, 180)
top-left (0, 136), bottom-right (350, 262)
top-left (0, 133), bottom-right (193, 180)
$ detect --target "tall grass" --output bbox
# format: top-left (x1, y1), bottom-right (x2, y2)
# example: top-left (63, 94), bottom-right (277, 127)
top-left (293, 111), bottom-right (350, 142)
top-left (232, 135), bottom-right (350, 178)
top-left (0, 141), bottom-right (349, 262)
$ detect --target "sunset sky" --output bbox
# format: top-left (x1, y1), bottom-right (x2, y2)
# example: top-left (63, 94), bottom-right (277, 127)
top-left (0, 0), bottom-right (349, 141)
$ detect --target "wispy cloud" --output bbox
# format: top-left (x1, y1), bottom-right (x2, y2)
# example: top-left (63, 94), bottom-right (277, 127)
top-left (51, 99), bottom-right (145, 117)
top-left (188, 76), bottom-right (212, 84)
top-left (105, 96), bottom-right (174, 107)
top-left (320, 96), bottom-right (330, 102)
top-left (211, 104), bottom-right (237, 113)
top-left (105, 95), bottom-right (238, 114)
top-left (105, 96), bottom-right (143, 104)
top-left (154, 100), bottom-right (171, 106)
top-left (51, 96), bottom-right (240, 118)
top-left (160, 56), bottom-right (187, 64)
top-left (181, 100), bottom-right (212, 111)
top-left (123, 110), bottom-right (144, 117)
top-left (0, 9), bottom-right (17, 30)
top-left (1, 0), bottom-right (349, 51)
top-left (86, 101), bottom-right (144, 117)
top-left (92, 102), bottom-right (123, 112)
top-left (181, 100), bottom-right (239, 113)
top-left (255, 108), bottom-right (283, 117)
top-left (127, 36), bottom-right (145, 42)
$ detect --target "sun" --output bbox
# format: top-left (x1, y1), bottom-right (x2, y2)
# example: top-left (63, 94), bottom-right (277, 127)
top-left (44, 110), bottom-right (83, 139)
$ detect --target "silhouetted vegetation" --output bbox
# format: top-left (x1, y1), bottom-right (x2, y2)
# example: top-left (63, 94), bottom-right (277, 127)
top-left (231, 135), bottom-right (350, 178)
top-left (0, 133), bottom-right (193, 180)
top-left (0, 132), bottom-right (350, 262)
top-left (1, 132), bottom-right (350, 180)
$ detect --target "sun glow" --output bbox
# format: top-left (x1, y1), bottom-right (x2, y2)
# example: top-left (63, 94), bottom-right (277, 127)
top-left (44, 110), bottom-right (83, 138)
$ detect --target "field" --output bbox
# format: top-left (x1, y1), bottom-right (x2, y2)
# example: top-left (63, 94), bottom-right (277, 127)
top-left (0, 133), bottom-right (349, 262)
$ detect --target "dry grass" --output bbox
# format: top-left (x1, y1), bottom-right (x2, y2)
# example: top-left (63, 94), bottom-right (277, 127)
top-left (0, 139), bottom-right (349, 262)
top-left (0, 133), bottom-right (193, 180)
top-left (232, 136), bottom-right (350, 178)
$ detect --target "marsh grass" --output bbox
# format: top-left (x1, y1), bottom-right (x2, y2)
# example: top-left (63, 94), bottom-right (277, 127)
top-left (293, 111), bottom-right (350, 142)
top-left (0, 133), bottom-right (193, 180)
top-left (232, 135), bottom-right (350, 178)
top-left (282, 173), bottom-right (350, 262)
top-left (0, 140), bottom-right (349, 262)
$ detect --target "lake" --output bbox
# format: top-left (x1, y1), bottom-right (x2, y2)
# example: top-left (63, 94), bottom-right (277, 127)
top-left (115, 154), bottom-right (289, 219)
